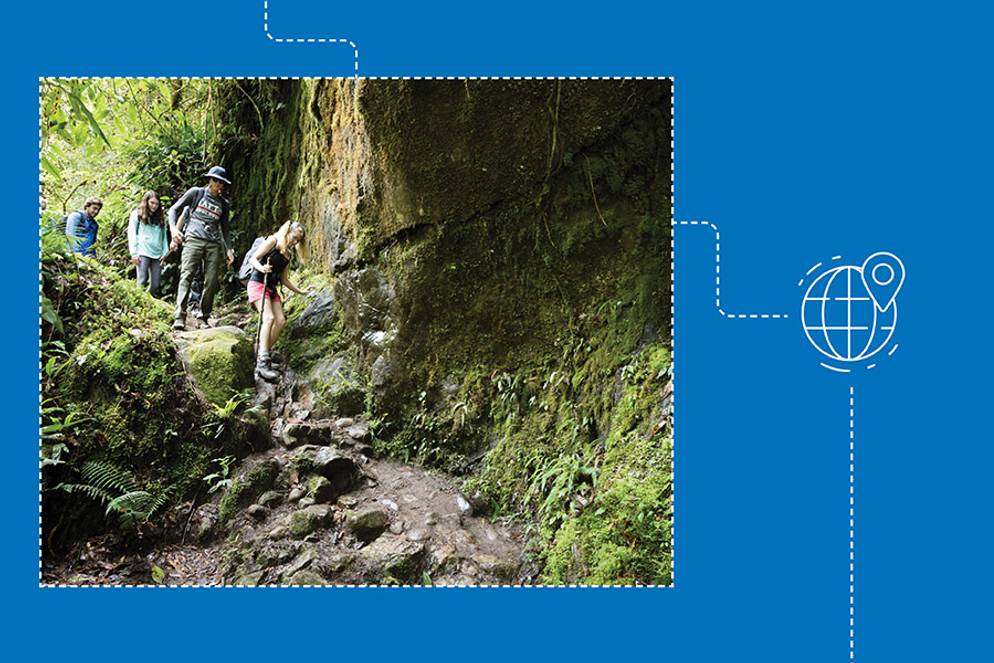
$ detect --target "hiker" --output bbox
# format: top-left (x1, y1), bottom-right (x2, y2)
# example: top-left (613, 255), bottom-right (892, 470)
top-left (247, 220), bottom-right (310, 381)
top-left (127, 191), bottom-right (170, 297)
top-left (168, 166), bottom-right (235, 330)
top-left (65, 197), bottom-right (102, 257)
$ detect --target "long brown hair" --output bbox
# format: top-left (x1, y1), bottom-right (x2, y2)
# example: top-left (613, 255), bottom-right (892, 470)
top-left (137, 190), bottom-right (164, 226)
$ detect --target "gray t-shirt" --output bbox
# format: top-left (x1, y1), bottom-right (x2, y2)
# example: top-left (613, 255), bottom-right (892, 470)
top-left (169, 187), bottom-right (231, 250)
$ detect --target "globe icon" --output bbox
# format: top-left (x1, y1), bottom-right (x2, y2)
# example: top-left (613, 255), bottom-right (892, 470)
top-left (801, 265), bottom-right (897, 362)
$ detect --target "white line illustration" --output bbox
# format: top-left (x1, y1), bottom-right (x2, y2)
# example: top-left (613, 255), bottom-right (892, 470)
top-left (800, 252), bottom-right (904, 370)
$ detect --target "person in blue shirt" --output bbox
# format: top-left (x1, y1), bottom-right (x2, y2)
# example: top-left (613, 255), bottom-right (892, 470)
top-left (65, 197), bottom-right (102, 257)
top-left (127, 191), bottom-right (170, 296)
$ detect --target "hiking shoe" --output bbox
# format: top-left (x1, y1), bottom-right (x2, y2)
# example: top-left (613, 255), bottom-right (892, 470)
top-left (172, 318), bottom-right (186, 331)
top-left (255, 361), bottom-right (279, 383)
top-left (197, 316), bottom-right (213, 329)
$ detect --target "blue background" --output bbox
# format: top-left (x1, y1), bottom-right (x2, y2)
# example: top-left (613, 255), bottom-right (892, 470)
top-left (5, 1), bottom-right (990, 660)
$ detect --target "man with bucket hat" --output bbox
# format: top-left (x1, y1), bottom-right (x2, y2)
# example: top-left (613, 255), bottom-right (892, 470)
top-left (168, 165), bottom-right (235, 330)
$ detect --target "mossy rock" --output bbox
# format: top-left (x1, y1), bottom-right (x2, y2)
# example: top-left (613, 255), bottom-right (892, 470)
top-left (345, 508), bottom-right (390, 542)
top-left (176, 326), bottom-right (255, 408)
top-left (218, 459), bottom-right (281, 523)
top-left (289, 504), bottom-right (334, 538)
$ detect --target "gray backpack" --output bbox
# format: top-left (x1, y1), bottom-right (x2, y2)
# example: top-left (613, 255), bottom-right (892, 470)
top-left (237, 237), bottom-right (267, 284)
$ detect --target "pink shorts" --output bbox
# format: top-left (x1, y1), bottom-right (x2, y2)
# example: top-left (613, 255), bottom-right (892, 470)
top-left (247, 280), bottom-right (281, 305)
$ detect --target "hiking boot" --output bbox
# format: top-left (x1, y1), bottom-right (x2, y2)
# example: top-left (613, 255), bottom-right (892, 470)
top-left (255, 360), bottom-right (279, 383)
top-left (172, 318), bottom-right (186, 331)
top-left (197, 316), bottom-right (213, 329)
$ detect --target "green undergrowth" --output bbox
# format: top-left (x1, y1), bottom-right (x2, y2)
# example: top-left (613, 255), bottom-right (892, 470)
top-left (42, 245), bottom-right (247, 546)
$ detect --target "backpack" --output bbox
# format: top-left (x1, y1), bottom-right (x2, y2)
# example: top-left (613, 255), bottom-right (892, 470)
top-left (179, 187), bottom-right (229, 235)
top-left (237, 236), bottom-right (268, 284)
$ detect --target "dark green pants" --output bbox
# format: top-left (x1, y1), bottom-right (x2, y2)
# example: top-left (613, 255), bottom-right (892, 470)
top-left (175, 238), bottom-right (224, 321)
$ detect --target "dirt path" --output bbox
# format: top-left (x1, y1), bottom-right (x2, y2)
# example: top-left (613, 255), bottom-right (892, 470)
top-left (44, 339), bottom-right (529, 587)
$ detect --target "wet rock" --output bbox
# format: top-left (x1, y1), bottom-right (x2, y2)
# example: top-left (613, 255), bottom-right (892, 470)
top-left (292, 446), bottom-right (360, 495)
top-left (346, 422), bottom-right (370, 442)
top-left (246, 504), bottom-right (269, 521)
top-left (472, 553), bottom-right (520, 582)
top-left (255, 543), bottom-right (296, 568)
top-left (257, 491), bottom-right (283, 508)
top-left (305, 357), bottom-right (364, 417)
top-left (357, 535), bottom-right (426, 583)
top-left (298, 497), bottom-right (315, 509)
top-left (307, 475), bottom-right (336, 504)
top-left (290, 504), bottom-right (334, 538)
top-left (334, 417), bottom-right (355, 428)
top-left (288, 292), bottom-right (338, 338)
top-left (285, 547), bottom-right (318, 576)
top-left (370, 354), bottom-right (393, 388)
top-left (346, 508), bottom-right (390, 542)
top-left (455, 493), bottom-right (473, 516)
top-left (288, 486), bottom-right (306, 502)
top-left (282, 422), bottom-right (332, 449)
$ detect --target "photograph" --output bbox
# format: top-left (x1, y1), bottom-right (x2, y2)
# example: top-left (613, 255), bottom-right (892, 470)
top-left (39, 77), bottom-right (673, 586)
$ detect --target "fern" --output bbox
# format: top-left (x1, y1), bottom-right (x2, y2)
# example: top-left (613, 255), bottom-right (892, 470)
top-left (79, 461), bottom-right (139, 496)
top-left (106, 488), bottom-right (172, 526)
top-left (57, 461), bottom-right (172, 527)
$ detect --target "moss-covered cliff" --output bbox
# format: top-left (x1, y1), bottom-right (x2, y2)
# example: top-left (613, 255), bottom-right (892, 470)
top-left (215, 79), bottom-right (673, 584)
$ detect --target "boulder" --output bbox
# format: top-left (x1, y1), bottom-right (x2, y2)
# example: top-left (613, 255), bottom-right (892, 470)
top-left (282, 422), bottom-right (332, 449)
top-left (307, 475), bottom-right (336, 503)
top-left (346, 508), bottom-right (390, 542)
top-left (288, 292), bottom-right (338, 338)
top-left (175, 326), bottom-right (254, 407)
top-left (292, 446), bottom-right (360, 495)
top-left (289, 504), bottom-right (334, 538)
top-left (218, 459), bottom-right (280, 523)
top-left (357, 535), bottom-right (426, 583)
top-left (257, 491), bottom-right (283, 508)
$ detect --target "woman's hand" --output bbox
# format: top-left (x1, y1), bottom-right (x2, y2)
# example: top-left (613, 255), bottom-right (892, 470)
top-left (131, 256), bottom-right (140, 266)
top-left (256, 262), bottom-right (273, 274)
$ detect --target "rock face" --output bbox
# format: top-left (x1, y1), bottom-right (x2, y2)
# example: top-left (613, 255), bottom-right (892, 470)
top-left (215, 79), bottom-right (674, 585)
top-left (176, 326), bottom-right (255, 407)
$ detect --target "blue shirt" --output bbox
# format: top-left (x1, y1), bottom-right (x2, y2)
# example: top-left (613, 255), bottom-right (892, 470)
top-left (65, 210), bottom-right (99, 257)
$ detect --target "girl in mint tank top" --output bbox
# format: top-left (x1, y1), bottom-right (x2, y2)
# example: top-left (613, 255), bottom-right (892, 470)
top-left (127, 191), bottom-right (170, 297)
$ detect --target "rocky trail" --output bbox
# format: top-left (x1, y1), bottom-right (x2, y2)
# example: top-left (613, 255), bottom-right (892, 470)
top-left (44, 310), bottom-right (530, 587)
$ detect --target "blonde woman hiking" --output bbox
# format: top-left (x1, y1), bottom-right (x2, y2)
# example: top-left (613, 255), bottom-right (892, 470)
top-left (247, 220), bottom-right (311, 381)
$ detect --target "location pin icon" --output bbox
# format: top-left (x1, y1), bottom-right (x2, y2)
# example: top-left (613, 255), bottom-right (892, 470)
top-left (860, 252), bottom-right (905, 311)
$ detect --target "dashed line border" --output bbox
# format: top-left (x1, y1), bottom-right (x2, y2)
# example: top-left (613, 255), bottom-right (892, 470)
top-left (263, 1), bottom-right (359, 77)
top-left (849, 385), bottom-right (856, 662)
top-left (672, 220), bottom-right (789, 319)
top-left (38, 75), bottom-right (676, 590)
